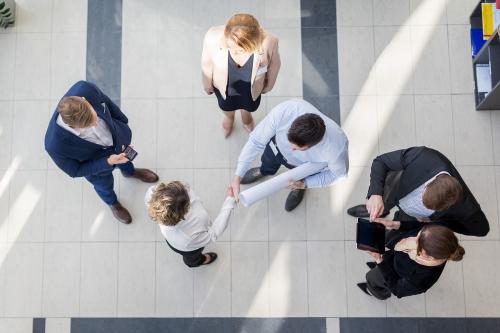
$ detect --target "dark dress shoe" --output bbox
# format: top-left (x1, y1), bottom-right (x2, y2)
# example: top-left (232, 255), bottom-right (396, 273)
top-left (357, 283), bottom-right (372, 296)
top-left (366, 262), bottom-right (377, 269)
top-left (347, 204), bottom-right (390, 218)
top-left (124, 168), bottom-right (159, 183)
top-left (110, 202), bottom-right (132, 224)
top-left (285, 189), bottom-right (306, 212)
top-left (201, 252), bottom-right (217, 265)
top-left (241, 167), bottom-right (265, 184)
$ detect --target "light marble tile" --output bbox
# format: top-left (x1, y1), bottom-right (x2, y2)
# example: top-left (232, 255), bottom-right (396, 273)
top-left (326, 318), bottom-right (340, 333)
top-left (386, 293), bottom-right (425, 317)
top-left (15, 0), bottom-right (53, 32)
top-left (425, 261), bottom-right (466, 316)
top-left (446, 0), bottom-right (479, 25)
top-left (306, 187), bottom-right (344, 240)
top-left (0, 34), bottom-right (15, 100)
top-left (462, 240), bottom-right (500, 317)
top-left (122, 0), bottom-right (159, 32)
top-left (157, 0), bottom-right (194, 31)
top-left (338, 27), bottom-right (376, 96)
top-left (4, 243), bottom-right (44, 316)
top-left (45, 318), bottom-right (71, 333)
top-left (191, 28), bottom-right (207, 98)
top-left (0, 185), bottom-right (7, 243)
top-left (122, 99), bottom-right (158, 168)
top-left (414, 95), bottom-right (455, 163)
top-left (0, 101), bottom-right (13, 170)
top-left (12, 100), bottom-right (50, 170)
top-left (345, 241), bottom-right (387, 317)
top-left (14, 33), bottom-right (51, 99)
top-left (193, 98), bottom-right (231, 168)
top-left (228, 0), bottom-right (265, 24)
top-left (192, 0), bottom-right (230, 31)
top-left (337, 0), bottom-right (373, 26)
top-left (42, 243), bottom-right (80, 316)
top-left (492, 112), bottom-right (500, 165)
top-left (50, 32), bottom-right (86, 100)
top-left (121, 31), bottom-right (158, 99)
top-left (231, 198), bottom-right (269, 241)
top-left (52, 0), bottom-right (87, 32)
top-left (81, 173), bottom-right (119, 241)
top-left (8, 170), bottom-right (46, 242)
top-left (377, 95), bottom-right (416, 153)
top-left (45, 170), bottom-right (82, 242)
top-left (0, 243), bottom-right (7, 315)
top-left (0, 319), bottom-right (32, 333)
top-left (373, 0), bottom-right (410, 26)
top-left (409, 0), bottom-right (448, 25)
top-left (264, 0), bottom-right (300, 28)
top-left (269, 186), bottom-right (307, 241)
top-left (194, 242), bottom-right (231, 317)
top-left (448, 25), bottom-right (474, 94)
top-left (155, 241), bottom-right (194, 317)
top-left (80, 242), bottom-right (118, 316)
top-left (117, 242), bottom-right (155, 316)
top-left (307, 241), bottom-right (347, 317)
top-left (459, 166), bottom-right (499, 241)
top-left (231, 242), bottom-right (270, 317)
top-left (268, 241), bottom-right (308, 317)
top-left (157, 99), bottom-right (194, 169)
top-left (411, 25), bottom-right (451, 94)
top-left (452, 95), bottom-right (494, 166)
top-left (374, 26), bottom-right (414, 96)
top-left (340, 166), bottom-right (371, 240)
top-left (157, 30), bottom-right (193, 98)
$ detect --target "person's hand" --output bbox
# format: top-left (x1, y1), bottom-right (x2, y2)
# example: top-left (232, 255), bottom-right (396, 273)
top-left (288, 180), bottom-right (306, 190)
top-left (366, 250), bottom-right (383, 264)
top-left (231, 175), bottom-right (241, 201)
top-left (107, 153), bottom-right (129, 166)
top-left (226, 185), bottom-right (235, 198)
top-left (373, 218), bottom-right (400, 230)
top-left (366, 194), bottom-right (384, 221)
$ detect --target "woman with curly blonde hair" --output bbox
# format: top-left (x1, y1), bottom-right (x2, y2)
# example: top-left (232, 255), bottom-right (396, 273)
top-left (145, 181), bottom-right (236, 267)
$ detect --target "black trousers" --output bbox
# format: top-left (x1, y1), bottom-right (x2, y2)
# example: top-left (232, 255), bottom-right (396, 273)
top-left (259, 138), bottom-right (296, 176)
top-left (366, 266), bottom-right (392, 300)
top-left (166, 240), bottom-right (205, 268)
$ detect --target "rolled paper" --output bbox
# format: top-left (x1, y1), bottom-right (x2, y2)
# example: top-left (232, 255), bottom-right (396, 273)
top-left (239, 162), bottom-right (328, 207)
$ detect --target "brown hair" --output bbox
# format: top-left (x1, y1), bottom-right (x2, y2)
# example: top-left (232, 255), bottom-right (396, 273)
top-left (147, 181), bottom-right (190, 226)
top-left (287, 113), bottom-right (326, 147)
top-left (224, 13), bottom-right (264, 53)
top-left (417, 225), bottom-right (465, 261)
top-left (422, 174), bottom-right (463, 211)
top-left (57, 96), bottom-right (95, 128)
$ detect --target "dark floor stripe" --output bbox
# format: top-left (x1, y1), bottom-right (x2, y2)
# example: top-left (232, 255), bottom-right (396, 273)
top-left (70, 318), bottom-right (326, 333)
top-left (86, 0), bottom-right (122, 105)
top-left (300, 0), bottom-right (340, 124)
top-left (32, 318), bottom-right (45, 333)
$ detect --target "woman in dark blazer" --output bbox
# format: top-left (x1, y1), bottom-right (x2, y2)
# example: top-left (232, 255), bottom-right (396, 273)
top-left (357, 223), bottom-right (465, 299)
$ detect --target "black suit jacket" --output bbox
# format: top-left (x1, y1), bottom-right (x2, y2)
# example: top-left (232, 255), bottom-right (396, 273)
top-left (367, 146), bottom-right (489, 237)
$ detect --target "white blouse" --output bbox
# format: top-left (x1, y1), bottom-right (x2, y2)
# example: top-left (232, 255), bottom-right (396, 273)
top-left (144, 185), bottom-right (236, 252)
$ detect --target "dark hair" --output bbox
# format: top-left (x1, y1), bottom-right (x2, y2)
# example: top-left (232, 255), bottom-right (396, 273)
top-left (422, 174), bottom-right (463, 211)
top-left (147, 181), bottom-right (191, 226)
top-left (287, 113), bottom-right (326, 147)
top-left (417, 225), bottom-right (465, 261)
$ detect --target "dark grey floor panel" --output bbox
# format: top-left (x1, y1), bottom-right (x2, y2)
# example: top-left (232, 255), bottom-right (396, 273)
top-left (70, 318), bottom-right (326, 333)
top-left (32, 318), bottom-right (45, 333)
top-left (300, 0), bottom-right (337, 28)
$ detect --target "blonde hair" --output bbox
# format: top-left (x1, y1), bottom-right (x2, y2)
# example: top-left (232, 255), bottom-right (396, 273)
top-left (57, 96), bottom-right (94, 128)
top-left (224, 13), bottom-right (264, 53)
top-left (147, 181), bottom-right (190, 226)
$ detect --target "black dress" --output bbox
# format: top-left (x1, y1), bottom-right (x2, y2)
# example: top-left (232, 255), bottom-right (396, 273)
top-left (214, 51), bottom-right (261, 112)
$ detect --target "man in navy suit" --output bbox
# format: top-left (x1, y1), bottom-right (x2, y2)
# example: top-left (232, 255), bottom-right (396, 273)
top-left (45, 81), bottom-right (159, 224)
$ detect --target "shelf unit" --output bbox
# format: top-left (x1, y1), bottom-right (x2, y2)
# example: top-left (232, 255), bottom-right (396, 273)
top-left (470, 0), bottom-right (500, 111)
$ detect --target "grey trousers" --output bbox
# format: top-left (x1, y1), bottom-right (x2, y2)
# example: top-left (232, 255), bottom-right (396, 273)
top-left (366, 266), bottom-right (392, 300)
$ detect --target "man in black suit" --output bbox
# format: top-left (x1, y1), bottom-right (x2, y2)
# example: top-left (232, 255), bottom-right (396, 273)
top-left (347, 146), bottom-right (489, 237)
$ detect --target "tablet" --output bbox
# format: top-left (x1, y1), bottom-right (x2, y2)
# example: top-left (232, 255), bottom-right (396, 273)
top-left (356, 218), bottom-right (386, 254)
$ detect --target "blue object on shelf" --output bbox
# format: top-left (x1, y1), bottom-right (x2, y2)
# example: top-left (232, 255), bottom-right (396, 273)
top-left (471, 28), bottom-right (486, 57)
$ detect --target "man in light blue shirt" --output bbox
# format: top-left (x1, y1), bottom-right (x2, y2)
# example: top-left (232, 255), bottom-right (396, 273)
top-left (231, 99), bottom-right (349, 211)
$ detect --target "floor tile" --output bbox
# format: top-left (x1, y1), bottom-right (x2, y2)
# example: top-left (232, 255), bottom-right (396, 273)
top-left (425, 262), bottom-right (466, 316)
top-left (265, 0), bottom-right (301, 28)
top-left (122, 0), bottom-right (159, 32)
top-left (14, 33), bottom-right (51, 99)
top-left (0, 319), bottom-right (32, 333)
top-left (326, 318), bottom-right (340, 333)
top-left (268, 186), bottom-right (307, 241)
top-left (193, 242), bottom-right (231, 317)
top-left (4, 243), bottom-right (44, 316)
top-left (15, 0), bottom-right (53, 32)
top-left (336, 0), bottom-right (373, 27)
top-left (448, 25), bottom-right (474, 94)
top-left (373, 0), bottom-right (410, 26)
top-left (0, 244), bottom-right (6, 315)
top-left (377, 95), bottom-right (416, 153)
top-left (231, 198), bottom-right (269, 241)
top-left (304, 95), bottom-right (340, 124)
top-left (300, 0), bottom-right (336, 28)
top-left (446, 0), bottom-right (478, 25)
top-left (157, 0), bottom-right (193, 31)
top-left (0, 102), bottom-right (13, 170)
top-left (268, 241), bottom-right (308, 317)
top-left (231, 242), bottom-right (270, 317)
top-left (0, 34), bottom-right (15, 100)
top-left (155, 241), bottom-right (194, 317)
top-left (386, 293), bottom-right (425, 317)
top-left (414, 95), bottom-right (455, 163)
top-left (52, 0), bottom-right (87, 32)
top-left (117, 242), bottom-right (155, 316)
top-left (462, 241), bottom-right (500, 317)
top-left (409, 0), bottom-right (448, 26)
top-left (45, 318), bottom-right (71, 333)
top-left (228, 0), bottom-right (265, 26)
top-left (306, 186), bottom-right (344, 240)
top-left (452, 95), bottom-right (494, 166)
top-left (42, 243), bottom-right (80, 316)
top-left (45, 170), bottom-right (82, 242)
top-left (307, 241), bottom-right (347, 317)
top-left (192, 0), bottom-right (230, 31)
top-left (80, 242), bottom-right (118, 316)
top-left (492, 113), bottom-right (500, 165)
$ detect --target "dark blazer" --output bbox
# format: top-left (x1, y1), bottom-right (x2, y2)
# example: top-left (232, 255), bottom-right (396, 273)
top-left (377, 227), bottom-right (446, 298)
top-left (367, 146), bottom-right (489, 237)
top-left (45, 81), bottom-right (132, 178)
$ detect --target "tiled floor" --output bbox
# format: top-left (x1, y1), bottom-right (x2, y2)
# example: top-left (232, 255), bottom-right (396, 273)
top-left (1, 0), bottom-right (500, 332)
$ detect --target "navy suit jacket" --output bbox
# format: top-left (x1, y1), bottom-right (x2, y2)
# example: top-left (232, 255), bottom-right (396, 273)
top-left (45, 81), bottom-right (132, 178)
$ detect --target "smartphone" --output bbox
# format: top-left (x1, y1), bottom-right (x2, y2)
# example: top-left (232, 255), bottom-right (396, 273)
top-left (123, 145), bottom-right (138, 161)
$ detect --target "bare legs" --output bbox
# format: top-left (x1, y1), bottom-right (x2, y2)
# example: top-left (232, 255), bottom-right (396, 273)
top-left (221, 109), bottom-right (254, 138)
top-left (240, 109), bottom-right (255, 133)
